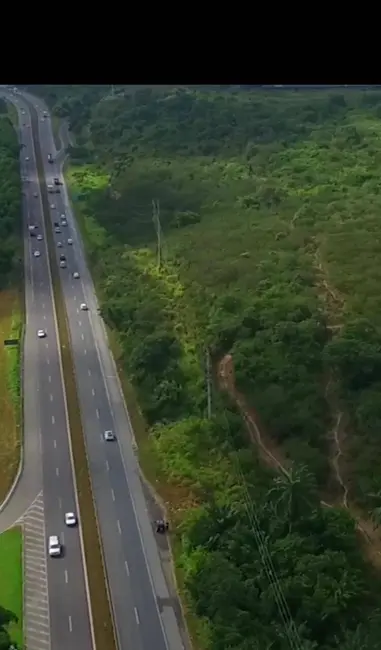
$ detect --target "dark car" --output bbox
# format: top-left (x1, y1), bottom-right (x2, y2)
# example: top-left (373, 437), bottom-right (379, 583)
top-left (59, 254), bottom-right (66, 261)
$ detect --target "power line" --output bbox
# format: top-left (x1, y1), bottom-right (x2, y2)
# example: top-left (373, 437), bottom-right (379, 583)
top-left (152, 199), bottom-right (162, 269)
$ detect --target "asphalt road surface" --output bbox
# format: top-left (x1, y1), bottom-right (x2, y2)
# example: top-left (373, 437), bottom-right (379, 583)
top-left (21, 90), bottom-right (185, 650)
top-left (6, 91), bottom-right (94, 650)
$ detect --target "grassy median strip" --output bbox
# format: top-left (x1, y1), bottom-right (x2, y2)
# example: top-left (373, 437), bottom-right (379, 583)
top-left (27, 104), bottom-right (117, 650)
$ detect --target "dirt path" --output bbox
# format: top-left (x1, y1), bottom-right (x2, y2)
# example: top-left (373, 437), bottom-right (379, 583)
top-left (218, 353), bottom-right (381, 569)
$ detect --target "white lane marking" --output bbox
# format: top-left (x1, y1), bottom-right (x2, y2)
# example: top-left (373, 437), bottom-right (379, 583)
top-left (84, 348), bottom-right (87, 355)
top-left (56, 467), bottom-right (59, 477)
top-left (68, 615), bottom-right (72, 632)
top-left (61, 531), bottom-right (65, 544)
top-left (76, 308), bottom-right (79, 314)
top-left (42, 303), bottom-right (45, 308)
top-left (53, 439), bottom-right (57, 448)
top-left (43, 314), bottom-right (46, 320)
top-left (88, 369), bottom-right (91, 377)
top-left (51, 415), bottom-right (55, 424)
top-left (111, 489), bottom-right (115, 502)
top-left (65, 569), bottom-right (68, 584)
top-left (92, 388), bottom-right (95, 396)
top-left (48, 375), bottom-right (51, 382)
top-left (50, 394), bottom-right (53, 402)
top-left (74, 295), bottom-right (76, 301)
top-left (105, 460), bottom-right (109, 471)
top-left (78, 320), bottom-right (82, 326)
top-left (59, 497), bottom-right (62, 509)
top-left (81, 333), bottom-right (84, 340)
top-left (47, 358), bottom-right (50, 365)
top-left (124, 560), bottom-right (129, 576)
top-left (96, 408), bottom-right (99, 419)
top-left (45, 342), bottom-right (48, 348)
top-left (134, 607), bottom-right (140, 625)
top-left (117, 520), bottom-right (121, 535)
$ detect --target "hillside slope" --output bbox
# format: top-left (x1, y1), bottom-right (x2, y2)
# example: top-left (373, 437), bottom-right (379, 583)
top-left (34, 85), bottom-right (381, 650)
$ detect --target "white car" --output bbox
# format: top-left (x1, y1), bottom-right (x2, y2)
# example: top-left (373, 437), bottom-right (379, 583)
top-left (55, 227), bottom-right (61, 234)
top-left (21, 110), bottom-right (25, 115)
top-left (60, 260), bottom-right (67, 268)
top-left (37, 234), bottom-right (43, 241)
top-left (80, 303), bottom-right (88, 311)
top-left (48, 535), bottom-right (62, 557)
top-left (28, 225), bottom-right (36, 232)
top-left (25, 156), bottom-right (29, 161)
top-left (104, 430), bottom-right (115, 442)
top-left (37, 329), bottom-right (46, 338)
top-left (33, 192), bottom-right (38, 198)
top-left (64, 512), bottom-right (77, 527)
top-left (33, 250), bottom-right (41, 258)
top-left (57, 241), bottom-right (63, 247)
top-left (50, 203), bottom-right (55, 209)
top-left (61, 220), bottom-right (67, 227)
top-left (73, 272), bottom-right (80, 279)
top-left (60, 214), bottom-right (65, 220)
top-left (67, 238), bottom-right (73, 245)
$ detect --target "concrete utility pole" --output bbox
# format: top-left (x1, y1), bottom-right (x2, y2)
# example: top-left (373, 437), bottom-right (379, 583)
top-left (152, 199), bottom-right (162, 269)
top-left (205, 347), bottom-right (212, 419)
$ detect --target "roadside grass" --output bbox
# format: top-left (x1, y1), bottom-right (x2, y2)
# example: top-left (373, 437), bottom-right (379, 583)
top-left (0, 290), bottom-right (22, 504)
top-left (27, 103), bottom-right (117, 650)
top-left (0, 526), bottom-right (23, 647)
top-left (7, 104), bottom-right (18, 128)
top-left (51, 116), bottom-right (61, 151)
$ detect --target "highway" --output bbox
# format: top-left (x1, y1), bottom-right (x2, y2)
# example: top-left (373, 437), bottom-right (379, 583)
top-left (21, 90), bottom-right (185, 650)
top-left (6, 92), bottom-right (94, 650)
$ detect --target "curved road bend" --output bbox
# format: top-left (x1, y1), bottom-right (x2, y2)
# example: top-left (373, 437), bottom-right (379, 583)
top-left (0, 91), bottom-right (94, 650)
top-left (22, 90), bottom-right (186, 650)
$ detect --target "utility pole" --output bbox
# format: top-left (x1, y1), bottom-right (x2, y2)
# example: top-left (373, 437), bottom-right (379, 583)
top-left (205, 347), bottom-right (212, 419)
top-left (152, 199), bottom-right (162, 269)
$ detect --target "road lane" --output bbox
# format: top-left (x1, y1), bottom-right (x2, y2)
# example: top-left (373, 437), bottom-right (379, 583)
top-left (5, 91), bottom-right (94, 650)
top-left (28, 91), bottom-right (185, 650)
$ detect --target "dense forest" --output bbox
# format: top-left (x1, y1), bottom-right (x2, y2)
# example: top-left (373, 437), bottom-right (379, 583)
top-left (31, 84), bottom-right (381, 649)
top-left (0, 99), bottom-right (22, 284)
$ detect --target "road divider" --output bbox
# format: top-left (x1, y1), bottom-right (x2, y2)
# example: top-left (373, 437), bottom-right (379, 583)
top-left (28, 101), bottom-right (117, 650)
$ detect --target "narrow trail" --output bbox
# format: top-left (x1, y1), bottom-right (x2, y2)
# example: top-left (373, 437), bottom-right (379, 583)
top-left (218, 353), bottom-right (381, 569)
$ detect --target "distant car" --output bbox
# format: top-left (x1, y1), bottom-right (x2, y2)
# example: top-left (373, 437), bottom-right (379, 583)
top-left (37, 234), bottom-right (43, 241)
top-left (50, 203), bottom-right (55, 209)
top-left (21, 110), bottom-right (25, 115)
top-left (55, 227), bottom-right (61, 234)
top-left (60, 214), bottom-right (65, 220)
top-left (61, 220), bottom-right (67, 227)
top-left (59, 260), bottom-right (66, 268)
top-left (25, 156), bottom-right (29, 161)
top-left (80, 303), bottom-right (88, 311)
top-left (48, 535), bottom-right (61, 557)
top-left (59, 254), bottom-right (66, 261)
top-left (37, 329), bottom-right (46, 338)
top-left (28, 225), bottom-right (36, 231)
top-left (33, 250), bottom-right (41, 258)
top-left (43, 111), bottom-right (48, 117)
top-left (73, 272), bottom-right (80, 279)
top-left (30, 231), bottom-right (36, 237)
top-left (64, 512), bottom-right (77, 527)
top-left (57, 241), bottom-right (63, 247)
top-left (104, 430), bottom-right (115, 442)
top-left (33, 192), bottom-right (38, 198)
top-left (67, 238), bottom-right (73, 245)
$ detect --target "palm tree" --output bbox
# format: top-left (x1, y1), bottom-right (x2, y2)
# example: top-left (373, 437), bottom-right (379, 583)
top-left (266, 465), bottom-right (319, 530)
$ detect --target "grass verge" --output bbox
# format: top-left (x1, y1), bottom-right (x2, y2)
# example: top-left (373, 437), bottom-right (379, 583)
top-left (27, 103), bottom-right (116, 650)
top-left (0, 526), bottom-right (23, 647)
top-left (0, 291), bottom-right (22, 504)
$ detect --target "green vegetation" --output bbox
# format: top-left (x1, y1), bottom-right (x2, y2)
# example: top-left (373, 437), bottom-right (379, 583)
top-left (35, 85), bottom-right (381, 648)
top-left (26, 98), bottom-right (117, 650)
top-left (0, 527), bottom-right (23, 649)
top-left (0, 100), bottom-right (23, 504)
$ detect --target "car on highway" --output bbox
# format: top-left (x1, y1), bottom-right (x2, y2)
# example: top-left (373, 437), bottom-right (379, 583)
top-left (50, 203), bottom-right (56, 209)
top-left (104, 430), bottom-right (115, 442)
top-left (80, 303), bottom-right (88, 311)
top-left (25, 156), bottom-right (30, 161)
top-left (28, 225), bottom-right (36, 231)
top-left (57, 241), bottom-right (63, 247)
top-left (55, 227), bottom-right (61, 234)
top-left (59, 254), bottom-right (66, 261)
top-left (60, 214), bottom-right (66, 220)
top-left (61, 220), bottom-right (67, 227)
top-left (65, 512), bottom-right (77, 527)
top-left (73, 272), bottom-right (80, 279)
top-left (33, 250), bottom-right (41, 258)
top-left (33, 192), bottom-right (38, 198)
top-left (60, 260), bottom-right (67, 268)
top-left (37, 329), bottom-right (46, 338)
top-left (48, 535), bottom-right (62, 558)
top-left (37, 234), bottom-right (43, 241)
top-left (67, 238), bottom-right (73, 245)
